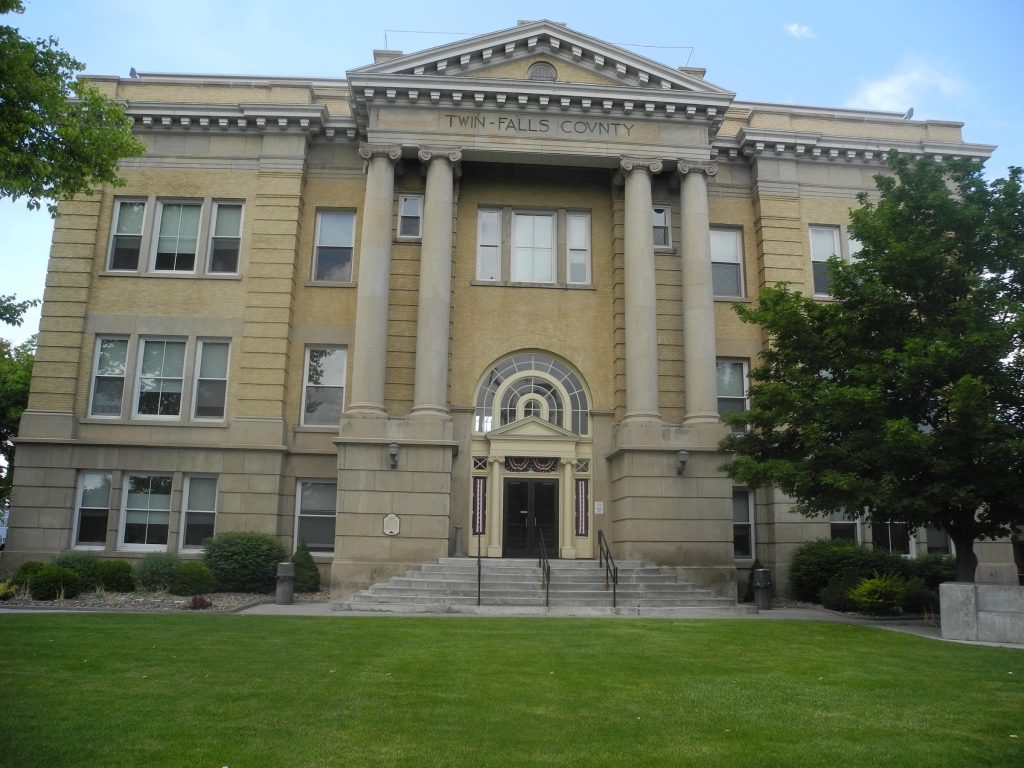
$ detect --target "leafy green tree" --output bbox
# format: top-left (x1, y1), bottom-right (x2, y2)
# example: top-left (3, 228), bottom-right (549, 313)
top-left (0, 295), bottom-right (37, 506)
top-left (720, 153), bottom-right (1024, 583)
top-left (0, 0), bottom-right (144, 213)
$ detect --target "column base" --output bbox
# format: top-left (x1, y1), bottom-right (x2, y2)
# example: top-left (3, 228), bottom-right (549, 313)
top-left (487, 545), bottom-right (503, 558)
top-left (409, 404), bottom-right (450, 420)
top-left (560, 548), bottom-right (577, 560)
top-left (622, 410), bottom-right (662, 423)
top-left (344, 402), bottom-right (389, 418)
top-left (683, 410), bottom-right (723, 426)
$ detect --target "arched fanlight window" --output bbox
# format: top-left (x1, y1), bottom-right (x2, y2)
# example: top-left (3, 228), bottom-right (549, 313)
top-left (474, 352), bottom-right (589, 434)
top-left (527, 62), bottom-right (557, 82)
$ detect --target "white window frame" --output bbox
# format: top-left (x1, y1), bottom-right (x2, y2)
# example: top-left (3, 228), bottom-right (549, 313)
top-left (652, 206), bottom-right (672, 250)
top-left (206, 201), bottom-right (244, 274)
top-left (732, 487), bottom-right (754, 561)
top-left (809, 225), bottom-right (842, 296)
top-left (830, 511), bottom-right (861, 543)
top-left (132, 336), bottom-right (189, 421)
top-left (511, 211), bottom-right (556, 284)
top-left (107, 198), bottom-right (148, 272)
top-left (72, 471), bottom-right (112, 549)
top-left (301, 345), bottom-right (347, 427)
top-left (117, 473), bottom-right (174, 552)
top-left (150, 199), bottom-right (204, 274)
top-left (475, 208), bottom-right (502, 282)
top-left (716, 358), bottom-right (750, 432)
top-left (710, 226), bottom-right (745, 298)
top-left (566, 212), bottom-right (591, 285)
top-left (312, 210), bottom-right (356, 283)
top-left (294, 479), bottom-right (338, 555)
top-left (397, 194), bottom-right (423, 240)
top-left (192, 339), bottom-right (230, 421)
top-left (88, 335), bottom-right (131, 419)
top-left (179, 474), bottom-right (218, 551)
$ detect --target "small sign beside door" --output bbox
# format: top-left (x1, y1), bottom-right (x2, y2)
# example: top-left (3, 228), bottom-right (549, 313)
top-left (383, 513), bottom-right (400, 536)
top-left (595, 501), bottom-right (604, 516)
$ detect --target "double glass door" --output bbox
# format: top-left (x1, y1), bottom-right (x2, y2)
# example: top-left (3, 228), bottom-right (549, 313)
top-left (503, 478), bottom-right (558, 558)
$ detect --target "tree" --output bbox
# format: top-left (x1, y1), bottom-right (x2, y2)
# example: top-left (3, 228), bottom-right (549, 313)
top-left (720, 152), bottom-right (1024, 583)
top-left (0, 0), bottom-right (144, 213)
top-left (0, 295), bottom-right (37, 506)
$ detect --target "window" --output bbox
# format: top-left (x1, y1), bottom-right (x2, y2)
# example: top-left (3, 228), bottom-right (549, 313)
top-left (109, 200), bottom-right (146, 270)
top-left (122, 474), bottom-right (171, 547)
top-left (711, 228), bottom-right (744, 297)
top-left (527, 62), bottom-right (556, 82)
top-left (848, 237), bottom-right (863, 263)
top-left (90, 337), bottom-right (129, 417)
top-left (567, 213), bottom-right (591, 284)
top-left (733, 488), bottom-right (753, 559)
top-left (872, 521), bottom-right (911, 555)
top-left (208, 202), bottom-right (243, 273)
top-left (652, 207), bottom-right (670, 247)
top-left (925, 525), bottom-right (952, 554)
top-left (314, 212), bottom-right (355, 282)
top-left (182, 476), bottom-right (217, 548)
top-left (476, 209), bottom-right (501, 281)
top-left (154, 202), bottom-right (201, 271)
top-left (475, 352), bottom-right (590, 435)
top-left (296, 481), bottom-right (337, 553)
top-left (716, 359), bottom-right (748, 432)
top-left (136, 339), bottom-right (186, 418)
top-left (194, 340), bottom-right (229, 419)
top-left (398, 195), bottom-right (423, 238)
top-left (809, 226), bottom-right (841, 295)
top-left (75, 472), bottom-right (111, 546)
top-left (302, 346), bottom-right (346, 426)
top-left (512, 212), bottom-right (555, 283)
top-left (830, 511), bottom-right (858, 542)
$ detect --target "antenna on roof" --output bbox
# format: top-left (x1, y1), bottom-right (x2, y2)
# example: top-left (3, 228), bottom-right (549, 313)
top-left (903, 107), bottom-right (914, 120)
top-left (129, 67), bottom-right (139, 78)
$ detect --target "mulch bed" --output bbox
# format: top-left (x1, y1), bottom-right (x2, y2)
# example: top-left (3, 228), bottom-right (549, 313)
top-left (0, 588), bottom-right (332, 613)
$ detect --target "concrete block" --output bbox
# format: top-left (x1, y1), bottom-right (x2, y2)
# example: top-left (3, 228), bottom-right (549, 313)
top-left (940, 583), bottom-right (978, 641)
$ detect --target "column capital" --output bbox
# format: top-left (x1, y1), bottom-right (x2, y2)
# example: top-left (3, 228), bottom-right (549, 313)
top-left (559, 456), bottom-right (574, 466)
top-left (676, 160), bottom-right (719, 177)
top-left (358, 143), bottom-right (402, 172)
top-left (488, 455), bottom-right (504, 464)
top-left (418, 146), bottom-right (462, 178)
top-left (619, 156), bottom-right (664, 176)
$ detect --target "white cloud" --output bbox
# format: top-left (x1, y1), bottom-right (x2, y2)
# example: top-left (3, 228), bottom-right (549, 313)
top-left (846, 56), bottom-right (965, 113)
top-left (784, 23), bottom-right (816, 39)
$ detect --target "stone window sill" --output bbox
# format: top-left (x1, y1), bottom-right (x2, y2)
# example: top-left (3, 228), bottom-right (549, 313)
top-left (99, 271), bottom-right (242, 280)
top-left (305, 281), bottom-right (356, 288)
top-left (714, 296), bottom-right (752, 303)
top-left (394, 236), bottom-right (422, 244)
top-left (654, 246), bottom-right (677, 255)
top-left (470, 280), bottom-right (597, 291)
top-left (79, 417), bottom-right (228, 428)
top-left (294, 425), bottom-right (341, 433)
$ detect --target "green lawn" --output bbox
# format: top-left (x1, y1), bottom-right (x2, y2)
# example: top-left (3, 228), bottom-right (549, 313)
top-left (0, 615), bottom-right (1020, 767)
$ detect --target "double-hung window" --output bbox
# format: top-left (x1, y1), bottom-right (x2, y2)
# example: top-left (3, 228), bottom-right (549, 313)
top-left (476, 209), bottom-right (501, 281)
top-left (733, 488), bottom-right (753, 559)
top-left (302, 346), bottom-right (346, 426)
top-left (716, 359), bottom-right (749, 432)
top-left (809, 226), bottom-right (841, 295)
top-left (296, 481), bottom-right (337, 553)
top-left (122, 474), bottom-right (172, 547)
top-left (154, 202), bottom-right (201, 271)
top-left (313, 212), bottom-right (355, 282)
top-left (208, 202), bottom-right (243, 273)
top-left (871, 521), bottom-right (911, 555)
top-left (710, 228), bottom-right (744, 297)
top-left (193, 340), bottom-right (229, 419)
top-left (398, 195), bottom-right (423, 238)
top-left (109, 200), bottom-right (147, 270)
top-left (512, 212), bottom-right (555, 283)
top-left (652, 207), bottom-right (670, 247)
top-left (136, 339), bottom-right (187, 418)
top-left (75, 472), bottom-right (111, 546)
top-left (182, 476), bottom-right (217, 548)
top-left (567, 213), bottom-right (591, 284)
top-left (830, 511), bottom-right (859, 542)
top-left (90, 337), bottom-right (129, 417)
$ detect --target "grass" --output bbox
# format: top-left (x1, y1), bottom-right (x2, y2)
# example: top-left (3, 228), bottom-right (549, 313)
top-left (0, 615), bottom-right (1020, 767)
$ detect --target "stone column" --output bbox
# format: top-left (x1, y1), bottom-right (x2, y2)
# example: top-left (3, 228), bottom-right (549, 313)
top-left (677, 162), bottom-right (720, 425)
top-left (347, 144), bottom-right (402, 416)
top-left (560, 457), bottom-right (576, 559)
top-left (620, 157), bottom-right (664, 422)
top-left (487, 456), bottom-right (503, 557)
top-left (411, 147), bottom-right (461, 419)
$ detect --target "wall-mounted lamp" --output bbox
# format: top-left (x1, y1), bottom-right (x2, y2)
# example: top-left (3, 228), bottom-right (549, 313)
top-left (388, 441), bottom-right (400, 469)
top-left (676, 449), bottom-right (690, 476)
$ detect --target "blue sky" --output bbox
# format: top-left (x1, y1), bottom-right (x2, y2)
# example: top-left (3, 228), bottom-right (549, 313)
top-left (2, 0), bottom-right (1021, 343)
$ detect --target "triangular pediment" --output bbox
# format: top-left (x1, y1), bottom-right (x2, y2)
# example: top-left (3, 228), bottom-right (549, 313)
top-left (486, 416), bottom-right (579, 440)
top-left (465, 54), bottom-right (620, 87)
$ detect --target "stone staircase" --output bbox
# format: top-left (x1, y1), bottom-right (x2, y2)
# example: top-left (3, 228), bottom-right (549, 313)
top-left (332, 558), bottom-right (757, 616)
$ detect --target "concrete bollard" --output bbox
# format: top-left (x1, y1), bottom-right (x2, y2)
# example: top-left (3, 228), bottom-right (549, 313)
top-left (753, 568), bottom-right (772, 611)
top-left (453, 524), bottom-right (465, 557)
top-left (276, 562), bottom-right (295, 605)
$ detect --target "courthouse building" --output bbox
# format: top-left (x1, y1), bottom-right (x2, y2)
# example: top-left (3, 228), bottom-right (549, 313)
top-left (7, 21), bottom-right (1019, 597)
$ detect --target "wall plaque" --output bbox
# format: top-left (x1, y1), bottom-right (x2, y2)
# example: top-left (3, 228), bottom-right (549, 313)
top-left (383, 513), bottom-right (400, 536)
top-left (594, 501), bottom-right (604, 516)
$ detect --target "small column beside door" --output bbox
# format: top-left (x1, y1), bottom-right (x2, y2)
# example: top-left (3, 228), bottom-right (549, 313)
top-left (487, 456), bottom-right (503, 557)
top-left (560, 457), bottom-right (576, 559)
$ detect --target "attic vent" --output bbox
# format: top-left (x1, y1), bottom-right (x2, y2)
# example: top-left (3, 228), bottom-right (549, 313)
top-left (528, 62), bottom-right (556, 82)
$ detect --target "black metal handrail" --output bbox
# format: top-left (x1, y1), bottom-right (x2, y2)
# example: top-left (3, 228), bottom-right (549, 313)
top-left (598, 529), bottom-right (618, 608)
top-left (537, 529), bottom-right (551, 609)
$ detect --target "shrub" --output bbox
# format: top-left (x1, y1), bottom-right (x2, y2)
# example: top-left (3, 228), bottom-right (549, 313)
top-left (0, 580), bottom-right (16, 601)
top-left (901, 577), bottom-right (939, 614)
top-left (788, 539), bottom-right (868, 601)
top-left (202, 531), bottom-right (287, 593)
top-left (187, 594), bottom-right (213, 610)
top-left (133, 552), bottom-right (180, 591)
top-left (850, 573), bottom-right (904, 616)
top-left (10, 561), bottom-right (45, 588)
top-left (170, 562), bottom-right (216, 596)
top-left (909, 553), bottom-right (956, 591)
top-left (29, 566), bottom-right (82, 600)
top-left (292, 539), bottom-right (321, 593)
top-left (819, 571), bottom-right (862, 613)
top-left (94, 560), bottom-right (135, 592)
top-left (51, 552), bottom-right (102, 590)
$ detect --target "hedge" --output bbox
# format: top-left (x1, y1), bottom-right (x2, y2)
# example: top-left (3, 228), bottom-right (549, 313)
top-left (133, 552), bottom-right (180, 591)
top-left (94, 560), bottom-right (135, 592)
top-left (29, 566), bottom-right (82, 600)
top-left (202, 532), bottom-right (287, 593)
top-left (292, 539), bottom-right (321, 593)
top-left (51, 552), bottom-right (101, 591)
top-left (170, 562), bottom-right (216, 596)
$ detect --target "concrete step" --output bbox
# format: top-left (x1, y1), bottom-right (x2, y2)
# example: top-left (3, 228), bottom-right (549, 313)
top-left (331, 602), bottom-right (758, 618)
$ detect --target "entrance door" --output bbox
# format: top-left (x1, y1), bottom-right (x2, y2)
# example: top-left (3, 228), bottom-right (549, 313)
top-left (503, 478), bottom-right (559, 558)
